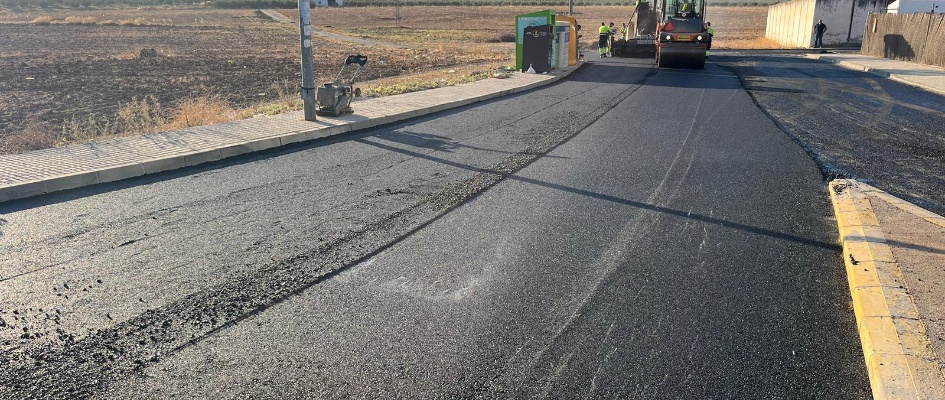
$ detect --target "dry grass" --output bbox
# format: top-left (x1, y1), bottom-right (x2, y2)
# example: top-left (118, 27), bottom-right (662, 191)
top-left (64, 16), bottom-right (98, 25)
top-left (361, 63), bottom-right (505, 97)
top-left (115, 96), bottom-right (165, 135)
top-left (0, 120), bottom-right (57, 153)
top-left (29, 16), bottom-right (53, 25)
top-left (163, 96), bottom-right (238, 130)
top-left (118, 18), bottom-right (148, 26)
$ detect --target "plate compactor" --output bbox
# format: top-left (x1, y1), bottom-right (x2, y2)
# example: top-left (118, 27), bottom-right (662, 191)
top-left (316, 55), bottom-right (368, 117)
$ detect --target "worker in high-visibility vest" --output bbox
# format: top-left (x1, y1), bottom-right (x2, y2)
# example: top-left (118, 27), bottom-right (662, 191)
top-left (598, 22), bottom-right (612, 57)
top-left (705, 21), bottom-right (714, 55)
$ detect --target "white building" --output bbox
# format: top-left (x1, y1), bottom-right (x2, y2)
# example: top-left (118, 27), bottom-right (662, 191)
top-left (885, 0), bottom-right (944, 13)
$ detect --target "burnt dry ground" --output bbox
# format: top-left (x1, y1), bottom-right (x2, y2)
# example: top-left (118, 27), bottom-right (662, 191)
top-left (0, 7), bottom-right (511, 141)
top-left (715, 53), bottom-right (945, 213)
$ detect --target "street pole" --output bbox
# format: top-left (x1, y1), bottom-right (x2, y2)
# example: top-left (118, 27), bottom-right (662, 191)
top-left (299, 0), bottom-right (317, 121)
top-left (847, 0), bottom-right (856, 43)
top-left (569, 0), bottom-right (574, 15)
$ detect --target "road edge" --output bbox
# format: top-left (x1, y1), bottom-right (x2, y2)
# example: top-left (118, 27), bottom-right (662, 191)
top-left (805, 54), bottom-right (945, 98)
top-left (828, 179), bottom-right (941, 399)
top-left (0, 64), bottom-right (586, 204)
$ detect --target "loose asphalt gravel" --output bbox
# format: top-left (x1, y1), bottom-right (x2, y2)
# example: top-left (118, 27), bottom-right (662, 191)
top-left (716, 53), bottom-right (945, 214)
top-left (0, 54), bottom-right (899, 398)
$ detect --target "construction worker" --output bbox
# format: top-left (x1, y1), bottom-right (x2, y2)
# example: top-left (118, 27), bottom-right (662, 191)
top-left (598, 22), bottom-right (611, 57)
top-left (705, 21), bottom-right (714, 55)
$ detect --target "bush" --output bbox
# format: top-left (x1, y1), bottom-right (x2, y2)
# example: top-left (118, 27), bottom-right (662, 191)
top-left (29, 16), bottom-right (54, 25)
top-left (64, 16), bottom-right (98, 24)
top-left (118, 18), bottom-right (147, 26)
top-left (115, 96), bottom-right (165, 135)
top-left (0, 120), bottom-right (58, 154)
top-left (164, 96), bottom-right (237, 129)
top-left (490, 32), bottom-right (516, 43)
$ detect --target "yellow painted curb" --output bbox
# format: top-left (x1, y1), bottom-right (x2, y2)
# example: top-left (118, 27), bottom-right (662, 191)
top-left (829, 179), bottom-right (941, 399)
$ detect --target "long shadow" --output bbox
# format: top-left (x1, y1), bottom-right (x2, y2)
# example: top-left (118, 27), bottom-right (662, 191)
top-left (884, 239), bottom-right (945, 256)
top-left (376, 130), bottom-right (568, 159)
top-left (356, 138), bottom-right (840, 251)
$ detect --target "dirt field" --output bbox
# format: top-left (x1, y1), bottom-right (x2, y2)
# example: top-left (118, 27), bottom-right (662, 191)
top-left (0, 5), bottom-right (767, 151)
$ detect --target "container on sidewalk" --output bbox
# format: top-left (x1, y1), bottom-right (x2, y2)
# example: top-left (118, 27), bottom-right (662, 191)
top-left (516, 10), bottom-right (555, 73)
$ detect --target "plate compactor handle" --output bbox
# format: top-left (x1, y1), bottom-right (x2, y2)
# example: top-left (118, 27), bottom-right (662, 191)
top-left (345, 55), bottom-right (368, 67)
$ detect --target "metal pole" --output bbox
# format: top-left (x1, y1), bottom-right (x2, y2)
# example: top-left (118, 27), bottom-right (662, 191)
top-left (299, 0), bottom-right (317, 121)
top-left (847, 0), bottom-right (856, 43)
top-left (569, 0), bottom-right (574, 16)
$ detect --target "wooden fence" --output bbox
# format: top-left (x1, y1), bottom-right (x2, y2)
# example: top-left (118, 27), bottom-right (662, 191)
top-left (862, 13), bottom-right (945, 68)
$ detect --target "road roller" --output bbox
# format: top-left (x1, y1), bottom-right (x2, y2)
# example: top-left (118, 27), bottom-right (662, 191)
top-left (656, 0), bottom-right (708, 69)
top-left (612, 0), bottom-right (709, 69)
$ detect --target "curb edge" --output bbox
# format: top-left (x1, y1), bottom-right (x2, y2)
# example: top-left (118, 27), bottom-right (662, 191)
top-left (828, 178), bottom-right (940, 399)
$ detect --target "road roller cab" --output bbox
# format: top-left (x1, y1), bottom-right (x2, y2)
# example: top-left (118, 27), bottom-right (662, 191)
top-left (657, 0), bottom-right (708, 69)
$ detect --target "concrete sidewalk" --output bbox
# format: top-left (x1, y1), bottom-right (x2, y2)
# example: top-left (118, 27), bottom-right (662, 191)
top-left (806, 52), bottom-right (945, 97)
top-left (0, 65), bottom-right (580, 203)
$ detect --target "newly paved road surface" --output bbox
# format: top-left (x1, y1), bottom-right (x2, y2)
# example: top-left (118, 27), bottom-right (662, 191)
top-left (1, 57), bottom-right (870, 397)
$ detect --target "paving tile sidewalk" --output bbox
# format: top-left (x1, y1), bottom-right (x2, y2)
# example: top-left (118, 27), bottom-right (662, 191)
top-left (0, 65), bottom-right (580, 203)
top-left (830, 180), bottom-right (945, 399)
top-left (806, 52), bottom-right (945, 97)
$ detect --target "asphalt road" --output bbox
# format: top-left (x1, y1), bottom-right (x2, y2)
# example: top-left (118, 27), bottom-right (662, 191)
top-left (715, 52), bottom-right (945, 214)
top-left (1, 56), bottom-right (871, 398)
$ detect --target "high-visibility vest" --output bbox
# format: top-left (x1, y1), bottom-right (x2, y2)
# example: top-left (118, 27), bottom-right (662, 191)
top-left (599, 25), bottom-right (611, 34)
top-left (708, 27), bottom-right (715, 35)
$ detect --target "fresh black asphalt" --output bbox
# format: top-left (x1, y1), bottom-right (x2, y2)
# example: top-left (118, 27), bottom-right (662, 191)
top-left (1, 56), bottom-right (873, 398)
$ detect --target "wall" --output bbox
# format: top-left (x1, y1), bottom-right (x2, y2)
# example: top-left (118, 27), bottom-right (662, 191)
top-left (862, 13), bottom-right (945, 68)
top-left (814, 0), bottom-right (884, 45)
top-left (766, 0), bottom-right (884, 47)
top-left (766, 0), bottom-right (818, 47)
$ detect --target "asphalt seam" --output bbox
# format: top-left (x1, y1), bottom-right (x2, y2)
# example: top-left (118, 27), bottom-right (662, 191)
top-left (0, 65), bottom-right (583, 204)
top-left (829, 178), bottom-right (941, 399)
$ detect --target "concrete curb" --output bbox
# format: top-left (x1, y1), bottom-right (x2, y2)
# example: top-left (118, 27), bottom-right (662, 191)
top-left (0, 64), bottom-right (584, 204)
top-left (828, 179), bottom-right (942, 399)
top-left (805, 54), bottom-right (892, 78)
top-left (805, 54), bottom-right (945, 98)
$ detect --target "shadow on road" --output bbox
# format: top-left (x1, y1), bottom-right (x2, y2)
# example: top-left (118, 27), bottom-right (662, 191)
top-left (356, 137), bottom-right (840, 251)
